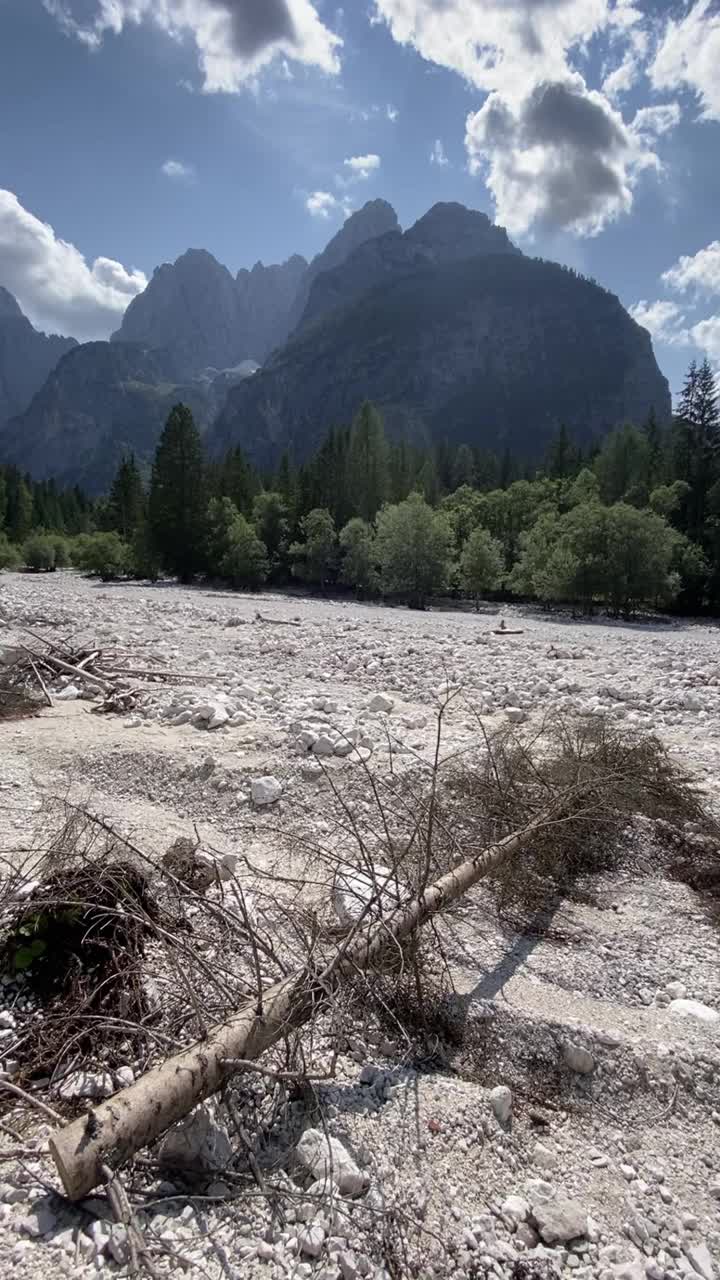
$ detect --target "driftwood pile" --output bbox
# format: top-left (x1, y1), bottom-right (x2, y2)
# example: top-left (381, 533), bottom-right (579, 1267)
top-left (0, 631), bottom-right (207, 716)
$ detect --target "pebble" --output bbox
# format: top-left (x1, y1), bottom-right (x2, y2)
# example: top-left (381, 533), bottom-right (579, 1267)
top-left (490, 1085), bottom-right (513, 1126)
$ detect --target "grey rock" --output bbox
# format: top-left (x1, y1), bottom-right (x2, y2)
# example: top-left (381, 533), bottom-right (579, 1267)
top-left (158, 1103), bottom-right (232, 1172)
top-left (251, 775), bottom-right (283, 806)
top-left (295, 1129), bottom-right (367, 1197)
top-left (531, 1193), bottom-right (588, 1245)
top-left (684, 1243), bottom-right (715, 1280)
top-left (0, 287), bottom-right (76, 429)
top-left (562, 1041), bottom-right (596, 1074)
top-left (490, 1085), bottom-right (513, 1125)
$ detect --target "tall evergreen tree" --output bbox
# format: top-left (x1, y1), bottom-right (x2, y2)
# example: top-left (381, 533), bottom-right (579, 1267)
top-left (347, 403), bottom-right (388, 522)
top-left (0, 470), bottom-right (7, 534)
top-left (149, 404), bottom-right (207, 582)
top-left (108, 454), bottom-right (144, 541)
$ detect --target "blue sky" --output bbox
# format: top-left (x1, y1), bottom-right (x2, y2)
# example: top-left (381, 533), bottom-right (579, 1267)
top-left (1, 0), bottom-right (719, 397)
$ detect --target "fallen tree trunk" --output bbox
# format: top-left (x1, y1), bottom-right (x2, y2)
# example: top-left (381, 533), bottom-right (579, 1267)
top-left (49, 807), bottom-right (554, 1199)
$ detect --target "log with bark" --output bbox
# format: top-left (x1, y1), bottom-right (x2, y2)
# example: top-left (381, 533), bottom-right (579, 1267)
top-left (49, 805), bottom-right (558, 1200)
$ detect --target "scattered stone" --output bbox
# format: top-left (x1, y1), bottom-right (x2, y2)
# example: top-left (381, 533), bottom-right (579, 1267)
top-left (158, 1104), bottom-right (233, 1172)
top-left (56, 1070), bottom-right (114, 1102)
top-left (367, 694), bottom-right (394, 714)
top-left (667, 998), bottom-right (719, 1023)
top-left (562, 1041), bottom-right (596, 1074)
top-left (251, 775), bottom-right (283, 807)
top-left (295, 1129), bottom-right (367, 1197)
top-left (490, 1085), bottom-right (513, 1126)
top-left (530, 1193), bottom-right (588, 1245)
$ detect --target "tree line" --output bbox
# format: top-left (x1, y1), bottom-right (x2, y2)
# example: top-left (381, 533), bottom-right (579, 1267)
top-left (1, 356), bottom-right (719, 616)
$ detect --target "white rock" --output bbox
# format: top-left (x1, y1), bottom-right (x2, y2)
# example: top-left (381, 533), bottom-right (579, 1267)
top-left (0, 1012), bottom-right (16, 1030)
top-left (295, 1129), bottom-right (367, 1197)
top-left (532, 1142), bottom-right (559, 1170)
top-left (313, 736), bottom-right (336, 757)
top-left (56, 1070), bottom-right (115, 1102)
top-left (490, 1085), bottom-right (513, 1125)
top-left (251, 776), bottom-right (283, 807)
top-left (505, 707), bottom-right (527, 724)
top-left (12, 880), bottom-right (41, 901)
top-left (531, 1193), bottom-right (588, 1244)
top-left (368, 694), bottom-right (394, 714)
top-left (502, 1195), bottom-right (530, 1223)
top-left (664, 980), bottom-right (687, 1000)
top-left (114, 1066), bottom-right (135, 1089)
top-left (55, 684), bottom-right (81, 701)
top-left (207, 706), bottom-right (229, 730)
top-left (685, 1243), bottom-right (715, 1280)
top-left (562, 1041), bottom-right (595, 1074)
top-left (668, 998), bottom-right (719, 1023)
top-left (332, 864), bottom-right (404, 929)
top-left (299, 1225), bottom-right (326, 1258)
top-left (158, 1104), bottom-right (232, 1172)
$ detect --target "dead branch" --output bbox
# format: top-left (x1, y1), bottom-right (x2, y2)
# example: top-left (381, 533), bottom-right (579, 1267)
top-left (49, 803), bottom-right (558, 1199)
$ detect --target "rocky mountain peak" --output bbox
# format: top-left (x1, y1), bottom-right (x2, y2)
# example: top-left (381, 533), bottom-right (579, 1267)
top-left (405, 202), bottom-right (520, 262)
top-left (0, 286), bottom-right (23, 321)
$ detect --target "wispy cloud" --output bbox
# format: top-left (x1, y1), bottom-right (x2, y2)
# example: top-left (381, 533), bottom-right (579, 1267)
top-left (386, 104), bottom-right (399, 122)
top-left (161, 159), bottom-right (196, 182)
top-left (305, 190), bottom-right (352, 218)
top-left (343, 153), bottom-right (381, 181)
top-left (430, 139), bottom-right (449, 167)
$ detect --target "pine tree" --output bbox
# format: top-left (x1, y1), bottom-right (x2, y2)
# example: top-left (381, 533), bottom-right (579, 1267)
top-left (451, 444), bottom-right (476, 491)
top-left (149, 404), bottom-right (207, 582)
top-left (108, 454), bottom-right (144, 541)
top-left (7, 475), bottom-right (33, 543)
top-left (347, 403), bottom-right (388, 522)
top-left (0, 470), bottom-right (7, 534)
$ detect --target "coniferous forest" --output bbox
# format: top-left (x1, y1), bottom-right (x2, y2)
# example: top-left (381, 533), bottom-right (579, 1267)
top-left (1, 356), bottom-right (719, 618)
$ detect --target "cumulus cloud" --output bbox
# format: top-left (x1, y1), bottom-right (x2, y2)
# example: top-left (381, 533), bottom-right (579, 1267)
top-left (386, 104), bottom-right (399, 122)
top-left (43, 0), bottom-right (342, 92)
top-left (372, 0), bottom-right (676, 238)
top-left (650, 0), bottom-right (720, 122)
top-left (628, 299), bottom-right (689, 345)
top-left (343, 153), bottom-right (381, 180)
top-left (0, 188), bottom-right (147, 341)
top-left (305, 190), bottom-right (351, 218)
top-left (465, 76), bottom-right (662, 237)
top-left (430, 139), bottom-right (449, 167)
top-left (662, 241), bottom-right (720, 297)
top-left (161, 159), bottom-right (196, 181)
top-left (690, 315), bottom-right (720, 364)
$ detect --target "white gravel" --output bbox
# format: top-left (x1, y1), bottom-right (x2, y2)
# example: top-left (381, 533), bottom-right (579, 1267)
top-left (0, 572), bottom-right (719, 1280)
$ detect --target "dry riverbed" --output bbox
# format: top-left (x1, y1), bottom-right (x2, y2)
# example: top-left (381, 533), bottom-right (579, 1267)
top-left (0, 571), bottom-right (719, 1280)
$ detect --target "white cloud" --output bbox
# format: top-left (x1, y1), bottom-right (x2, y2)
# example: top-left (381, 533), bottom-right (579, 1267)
top-left (632, 103), bottom-right (681, 139)
top-left (372, 0), bottom-right (674, 238)
top-left (161, 159), bottom-right (196, 181)
top-left (650, 0), bottom-right (720, 122)
top-left (343, 153), bottom-right (381, 180)
top-left (690, 315), bottom-right (720, 364)
top-left (662, 242), bottom-right (720, 297)
top-left (43, 0), bottom-right (342, 93)
top-left (466, 76), bottom-right (665, 238)
top-left (305, 190), bottom-right (351, 218)
top-left (628, 299), bottom-right (689, 345)
top-left (430, 138), bottom-right (449, 167)
top-left (0, 188), bottom-right (147, 341)
top-left (386, 104), bottom-right (399, 122)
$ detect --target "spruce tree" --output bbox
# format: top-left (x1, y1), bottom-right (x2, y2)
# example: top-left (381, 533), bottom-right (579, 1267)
top-left (0, 470), bottom-right (7, 534)
top-left (149, 404), bottom-right (206, 582)
top-left (108, 454), bottom-right (144, 541)
top-left (347, 403), bottom-right (388, 522)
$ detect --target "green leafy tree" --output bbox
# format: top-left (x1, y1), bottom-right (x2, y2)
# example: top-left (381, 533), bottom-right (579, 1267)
top-left (459, 527), bottom-right (504, 608)
top-left (130, 519), bottom-right (161, 582)
top-left (206, 497), bottom-right (241, 576)
top-left (565, 468), bottom-right (600, 508)
top-left (74, 532), bottom-right (130, 580)
top-left (562, 502), bottom-right (608, 611)
top-left (290, 508), bottom-right (337, 589)
top-left (149, 404), bottom-right (207, 582)
top-left (604, 504), bottom-right (678, 614)
top-left (594, 425), bottom-right (652, 505)
top-left (0, 533), bottom-right (21, 570)
top-left (649, 480), bottom-right (690, 521)
top-left (376, 492), bottom-right (453, 609)
top-left (510, 513), bottom-right (565, 604)
top-left (252, 491), bottom-right (289, 576)
top-left (441, 485), bottom-right (485, 550)
top-left (339, 517), bottom-right (378, 596)
top-left (220, 516), bottom-right (269, 588)
top-left (22, 534), bottom-right (58, 571)
top-left (347, 403), bottom-right (389, 522)
top-left (107, 454), bottom-right (144, 541)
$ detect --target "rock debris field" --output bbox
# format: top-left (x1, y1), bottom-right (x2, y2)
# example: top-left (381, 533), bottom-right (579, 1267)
top-left (0, 570), bottom-right (719, 1280)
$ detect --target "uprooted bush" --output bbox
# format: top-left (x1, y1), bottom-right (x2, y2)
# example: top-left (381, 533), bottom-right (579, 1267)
top-left (0, 812), bottom-right (166, 1084)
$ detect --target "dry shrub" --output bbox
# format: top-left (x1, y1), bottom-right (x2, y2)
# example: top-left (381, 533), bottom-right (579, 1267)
top-left (433, 713), bottom-right (710, 919)
top-left (0, 811), bottom-right (165, 1082)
